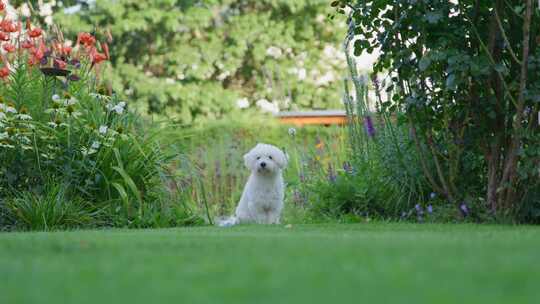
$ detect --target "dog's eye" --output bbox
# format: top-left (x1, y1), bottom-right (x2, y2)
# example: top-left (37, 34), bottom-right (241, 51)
top-left (256, 156), bottom-right (261, 160)
top-left (269, 156), bottom-right (273, 160)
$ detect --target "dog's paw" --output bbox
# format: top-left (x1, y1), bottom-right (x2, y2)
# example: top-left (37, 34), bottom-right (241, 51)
top-left (217, 216), bottom-right (239, 227)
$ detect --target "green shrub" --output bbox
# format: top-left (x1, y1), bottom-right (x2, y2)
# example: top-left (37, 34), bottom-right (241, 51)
top-left (0, 21), bottom-right (199, 230)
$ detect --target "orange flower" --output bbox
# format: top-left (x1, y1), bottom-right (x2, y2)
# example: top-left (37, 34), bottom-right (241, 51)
top-left (0, 32), bottom-right (9, 42)
top-left (2, 43), bottom-right (15, 53)
top-left (77, 32), bottom-right (96, 47)
top-left (28, 28), bottom-right (42, 38)
top-left (1, 20), bottom-right (18, 33)
top-left (89, 45), bottom-right (108, 65)
top-left (54, 58), bottom-right (67, 69)
top-left (21, 40), bottom-right (33, 49)
top-left (0, 66), bottom-right (9, 79)
top-left (101, 42), bottom-right (109, 60)
top-left (28, 39), bottom-right (46, 65)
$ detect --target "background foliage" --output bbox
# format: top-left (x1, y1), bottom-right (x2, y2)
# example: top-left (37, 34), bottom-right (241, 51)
top-left (46, 0), bottom-right (347, 123)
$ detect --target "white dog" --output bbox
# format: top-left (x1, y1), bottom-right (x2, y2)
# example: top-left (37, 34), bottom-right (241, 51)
top-left (218, 143), bottom-right (287, 227)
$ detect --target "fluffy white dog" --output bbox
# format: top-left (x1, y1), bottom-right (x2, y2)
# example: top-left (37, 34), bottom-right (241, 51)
top-left (218, 143), bottom-right (287, 227)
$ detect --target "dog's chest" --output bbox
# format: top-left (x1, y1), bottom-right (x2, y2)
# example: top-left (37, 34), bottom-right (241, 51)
top-left (249, 181), bottom-right (282, 206)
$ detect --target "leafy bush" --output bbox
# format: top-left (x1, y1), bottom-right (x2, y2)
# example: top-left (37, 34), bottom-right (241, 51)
top-left (335, 0), bottom-right (540, 222)
top-left (52, 0), bottom-right (346, 123)
top-left (0, 15), bottom-right (199, 230)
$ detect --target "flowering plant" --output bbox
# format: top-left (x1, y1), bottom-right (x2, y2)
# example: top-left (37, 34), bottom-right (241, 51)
top-left (0, 4), bottom-right (169, 229)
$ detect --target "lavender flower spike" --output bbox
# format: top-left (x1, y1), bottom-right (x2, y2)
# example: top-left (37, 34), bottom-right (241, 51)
top-left (364, 116), bottom-right (375, 138)
top-left (459, 202), bottom-right (469, 217)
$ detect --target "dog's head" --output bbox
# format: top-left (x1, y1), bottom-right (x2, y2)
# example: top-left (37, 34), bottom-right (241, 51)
top-left (244, 143), bottom-right (288, 175)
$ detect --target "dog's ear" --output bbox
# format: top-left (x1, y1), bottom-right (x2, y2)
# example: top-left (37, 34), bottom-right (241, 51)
top-left (243, 151), bottom-right (253, 169)
top-left (244, 145), bottom-right (259, 169)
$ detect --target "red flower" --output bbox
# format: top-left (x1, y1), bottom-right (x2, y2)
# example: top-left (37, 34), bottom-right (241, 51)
top-left (88, 44), bottom-right (108, 65)
top-left (28, 28), bottom-right (42, 38)
top-left (3, 43), bottom-right (15, 53)
top-left (21, 40), bottom-right (33, 49)
top-left (0, 2), bottom-right (5, 12)
top-left (0, 66), bottom-right (9, 79)
top-left (1, 20), bottom-right (18, 33)
top-left (28, 39), bottom-right (46, 65)
top-left (53, 42), bottom-right (72, 56)
top-left (77, 32), bottom-right (96, 47)
top-left (54, 58), bottom-right (67, 69)
top-left (0, 32), bottom-right (8, 41)
top-left (101, 42), bottom-right (110, 60)
top-left (92, 52), bottom-right (107, 65)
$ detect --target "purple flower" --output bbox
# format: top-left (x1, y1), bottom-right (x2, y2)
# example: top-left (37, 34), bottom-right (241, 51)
top-left (343, 161), bottom-right (353, 174)
top-left (427, 204), bottom-right (433, 214)
top-left (71, 59), bottom-right (81, 68)
top-left (327, 164), bottom-right (336, 183)
top-left (68, 74), bottom-right (80, 82)
top-left (364, 116), bottom-right (375, 138)
top-left (415, 204), bottom-right (424, 215)
top-left (459, 202), bottom-right (469, 217)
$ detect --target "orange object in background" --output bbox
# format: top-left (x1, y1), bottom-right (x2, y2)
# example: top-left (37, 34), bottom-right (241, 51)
top-left (275, 110), bottom-right (347, 127)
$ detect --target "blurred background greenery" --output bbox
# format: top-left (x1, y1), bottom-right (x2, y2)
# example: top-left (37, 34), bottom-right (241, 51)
top-left (22, 0), bottom-right (349, 123)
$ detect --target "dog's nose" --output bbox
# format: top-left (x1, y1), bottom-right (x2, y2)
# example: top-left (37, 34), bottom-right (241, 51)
top-left (260, 162), bottom-right (266, 168)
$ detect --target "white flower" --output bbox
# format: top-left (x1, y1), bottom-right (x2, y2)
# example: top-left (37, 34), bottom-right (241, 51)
top-left (20, 3), bottom-right (32, 17)
top-left (99, 125), bottom-right (108, 134)
top-left (39, 3), bottom-right (54, 17)
top-left (16, 114), bottom-right (32, 120)
top-left (52, 94), bottom-right (61, 102)
top-left (112, 105), bottom-right (124, 114)
top-left (297, 68), bottom-right (307, 80)
top-left (256, 98), bottom-right (279, 114)
top-left (0, 142), bottom-right (14, 149)
top-left (6, 105), bottom-right (16, 113)
top-left (64, 97), bottom-right (78, 106)
top-left (111, 102), bottom-right (126, 114)
top-left (315, 71), bottom-right (336, 86)
top-left (91, 141), bottom-right (101, 149)
top-left (288, 127), bottom-right (297, 137)
top-left (266, 46), bottom-right (283, 59)
top-left (236, 98), bottom-right (250, 109)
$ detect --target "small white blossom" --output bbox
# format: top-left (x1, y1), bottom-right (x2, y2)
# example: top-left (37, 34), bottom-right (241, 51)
top-left (112, 105), bottom-right (124, 114)
top-left (256, 98), bottom-right (279, 114)
top-left (64, 97), bottom-right (78, 106)
top-left (99, 125), bottom-right (108, 134)
top-left (91, 141), bottom-right (101, 149)
top-left (266, 46), bottom-right (283, 59)
top-left (6, 105), bottom-right (16, 113)
top-left (16, 114), bottom-right (32, 120)
top-left (288, 127), bottom-right (297, 137)
top-left (236, 98), bottom-right (250, 109)
top-left (52, 94), bottom-right (61, 102)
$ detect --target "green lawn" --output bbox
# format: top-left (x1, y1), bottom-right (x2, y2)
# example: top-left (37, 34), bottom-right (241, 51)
top-left (1, 224), bottom-right (539, 304)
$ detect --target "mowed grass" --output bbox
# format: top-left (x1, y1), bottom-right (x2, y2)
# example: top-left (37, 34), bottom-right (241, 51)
top-left (1, 224), bottom-right (539, 304)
